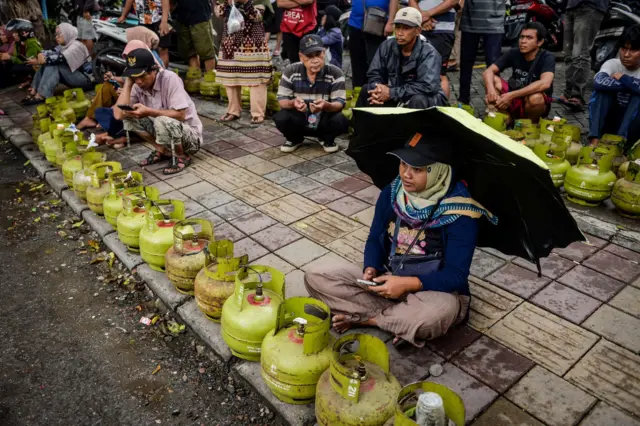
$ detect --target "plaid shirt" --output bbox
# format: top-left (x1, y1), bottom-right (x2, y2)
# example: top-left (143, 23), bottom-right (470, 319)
top-left (277, 63), bottom-right (346, 104)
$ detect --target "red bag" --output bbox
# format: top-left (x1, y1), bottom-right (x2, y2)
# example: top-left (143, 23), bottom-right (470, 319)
top-left (280, 2), bottom-right (317, 37)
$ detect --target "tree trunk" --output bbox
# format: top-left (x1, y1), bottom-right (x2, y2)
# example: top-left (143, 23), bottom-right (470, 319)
top-left (0, 0), bottom-right (46, 41)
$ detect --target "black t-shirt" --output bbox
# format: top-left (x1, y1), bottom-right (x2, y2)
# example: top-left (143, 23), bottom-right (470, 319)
top-left (175, 0), bottom-right (213, 25)
top-left (494, 48), bottom-right (555, 96)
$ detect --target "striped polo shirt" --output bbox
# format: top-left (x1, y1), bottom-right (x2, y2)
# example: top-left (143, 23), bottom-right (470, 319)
top-left (277, 63), bottom-right (347, 104)
top-left (460, 0), bottom-right (505, 34)
top-left (418, 0), bottom-right (456, 34)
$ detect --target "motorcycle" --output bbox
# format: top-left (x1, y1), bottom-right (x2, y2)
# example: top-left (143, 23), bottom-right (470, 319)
top-left (591, 1), bottom-right (640, 71)
top-left (504, 0), bottom-right (565, 52)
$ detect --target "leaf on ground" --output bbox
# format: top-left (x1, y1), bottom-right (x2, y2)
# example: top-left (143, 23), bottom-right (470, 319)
top-left (31, 208), bottom-right (36, 212)
top-left (50, 199), bottom-right (61, 206)
top-left (90, 256), bottom-right (107, 264)
top-left (88, 240), bottom-right (100, 251)
top-left (151, 315), bottom-right (161, 325)
top-left (23, 160), bottom-right (30, 166)
top-left (57, 230), bottom-right (68, 238)
top-left (15, 188), bottom-right (20, 193)
top-left (45, 248), bottom-right (55, 254)
top-left (7, 227), bottom-right (14, 231)
top-left (29, 184), bottom-right (44, 192)
top-left (71, 220), bottom-right (84, 228)
top-left (16, 197), bottom-right (22, 203)
top-left (151, 364), bottom-right (161, 375)
top-left (33, 217), bottom-right (41, 223)
top-left (108, 252), bottom-right (115, 268)
top-left (166, 320), bottom-right (185, 335)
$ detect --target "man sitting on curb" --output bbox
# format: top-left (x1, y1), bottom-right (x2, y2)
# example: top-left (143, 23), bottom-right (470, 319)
top-left (356, 7), bottom-right (447, 109)
top-left (588, 25), bottom-right (640, 147)
top-left (275, 34), bottom-right (349, 153)
top-left (114, 49), bottom-right (202, 175)
top-left (482, 22), bottom-right (555, 124)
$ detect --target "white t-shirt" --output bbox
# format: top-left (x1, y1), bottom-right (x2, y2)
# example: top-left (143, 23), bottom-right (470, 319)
top-left (600, 58), bottom-right (640, 78)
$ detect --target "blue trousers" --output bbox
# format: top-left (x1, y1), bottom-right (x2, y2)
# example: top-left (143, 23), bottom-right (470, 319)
top-left (588, 91), bottom-right (640, 146)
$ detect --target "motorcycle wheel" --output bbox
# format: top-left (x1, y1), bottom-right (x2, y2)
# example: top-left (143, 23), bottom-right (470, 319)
top-left (92, 46), bottom-right (126, 83)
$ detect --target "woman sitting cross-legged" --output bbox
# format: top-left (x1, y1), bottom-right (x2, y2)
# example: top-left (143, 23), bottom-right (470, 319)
top-left (22, 23), bottom-right (91, 105)
top-left (304, 136), bottom-right (497, 347)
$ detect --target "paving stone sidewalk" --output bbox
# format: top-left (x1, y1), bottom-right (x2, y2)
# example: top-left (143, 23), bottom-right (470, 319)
top-left (2, 60), bottom-right (639, 426)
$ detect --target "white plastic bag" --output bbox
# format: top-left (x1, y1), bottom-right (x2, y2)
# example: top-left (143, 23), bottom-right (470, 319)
top-left (227, 1), bottom-right (245, 35)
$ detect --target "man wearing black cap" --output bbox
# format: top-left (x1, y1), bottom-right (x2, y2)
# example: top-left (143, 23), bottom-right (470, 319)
top-left (113, 48), bottom-right (203, 175)
top-left (357, 8), bottom-right (447, 109)
top-left (275, 34), bottom-right (349, 153)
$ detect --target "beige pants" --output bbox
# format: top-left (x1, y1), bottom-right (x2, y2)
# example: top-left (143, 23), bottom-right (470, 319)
top-left (226, 85), bottom-right (267, 119)
top-left (304, 261), bottom-right (469, 347)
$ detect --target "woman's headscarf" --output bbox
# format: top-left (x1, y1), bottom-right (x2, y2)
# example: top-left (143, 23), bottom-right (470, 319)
top-left (57, 23), bottom-right (90, 73)
top-left (122, 40), bottom-right (163, 67)
top-left (126, 26), bottom-right (159, 50)
top-left (0, 26), bottom-right (15, 54)
top-left (391, 164), bottom-right (497, 229)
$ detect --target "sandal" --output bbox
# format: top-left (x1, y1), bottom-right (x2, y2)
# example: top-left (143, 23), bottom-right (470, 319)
top-left (251, 116), bottom-right (264, 124)
top-left (163, 156), bottom-right (192, 175)
top-left (21, 95), bottom-right (45, 105)
top-left (139, 150), bottom-right (170, 166)
top-left (220, 113), bottom-right (239, 122)
top-left (18, 78), bottom-right (32, 89)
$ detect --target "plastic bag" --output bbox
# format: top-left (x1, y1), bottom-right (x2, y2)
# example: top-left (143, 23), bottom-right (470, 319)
top-left (227, 1), bottom-right (245, 35)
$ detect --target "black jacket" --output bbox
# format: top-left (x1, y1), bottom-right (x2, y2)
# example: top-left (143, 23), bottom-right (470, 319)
top-left (75, 0), bottom-right (97, 13)
top-left (367, 37), bottom-right (443, 102)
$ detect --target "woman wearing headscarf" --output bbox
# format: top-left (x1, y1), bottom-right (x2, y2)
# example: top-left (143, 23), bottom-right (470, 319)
top-left (304, 136), bottom-right (497, 347)
top-left (215, 0), bottom-right (273, 124)
top-left (22, 23), bottom-right (91, 105)
top-left (0, 19), bottom-right (42, 88)
top-left (78, 27), bottom-right (161, 130)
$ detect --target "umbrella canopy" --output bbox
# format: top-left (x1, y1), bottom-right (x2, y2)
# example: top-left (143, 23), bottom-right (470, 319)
top-left (346, 107), bottom-right (585, 265)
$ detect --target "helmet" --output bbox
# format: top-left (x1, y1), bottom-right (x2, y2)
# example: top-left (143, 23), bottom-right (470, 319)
top-left (6, 19), bottom-right (34, 34)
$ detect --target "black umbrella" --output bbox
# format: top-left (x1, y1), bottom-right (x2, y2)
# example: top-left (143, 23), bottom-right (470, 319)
top-left (345, 107), bottom-right (585, 269)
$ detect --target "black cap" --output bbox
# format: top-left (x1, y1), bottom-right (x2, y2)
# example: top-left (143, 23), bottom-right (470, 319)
top-left (299, 34), bottom-right (325, 56)
top-left (122, 48), bottom-right (157, 78)
top-left (387, 133), bottom-right (453, 167)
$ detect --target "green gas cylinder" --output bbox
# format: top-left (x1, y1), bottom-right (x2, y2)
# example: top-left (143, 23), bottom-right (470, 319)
top-left (241, 87), bottom-right (250, 109)
top-left (51, 98), bottom-right (76, 123)
top-left (458, 103), bottom-right (475, 117)
top-left (533, 141), bottom-right (571, 188)
top-left (45, 96), bottom-right (58, 112)
top-left (220, 85), bottom-right (228, 101)
top-left (315, 334), bottom-right (402, 426)
top-left (194, 240), bottom-right (249, 322)
top-left (31, 114), bottom-right (42, 141)
top-left (63, 88), bottom-right (90, 120)
top-left (612, 159), bottom-right (640, 218)
top-left (598, 134), bottom-right (627, 174)
top-left (261, 297), bottom-right (334, 404)
top-left (385, 382), bottom-right (465, 426)
top-left (103, 171), bottom-right (143, 228)
top-left (85, 162), bottom-right (123, 215)
top-left (139, 199), bottom-right (186, 271)
top-left (185, 67), bottom-right (202, 94)
top-left (200, 70), bottom-right (218, 97)
top-left (271, 71), bottom-right (282, 91)
top-left (482, 111), bottom-right (508, 132)
top-left (564, 146), bottom-right (617, 206)
top-left (116, 186), bottom-right (161, 252)
top-left (502, 130), bottom-right (525, 144)
top-left (165, 219), bottom-right (214, 295)
top-left (37, 103), bottom-right (49, 119)
top-left (221, 265), bottom-right (285, 361)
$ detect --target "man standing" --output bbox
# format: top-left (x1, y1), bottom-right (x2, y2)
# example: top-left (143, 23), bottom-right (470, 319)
top-left (561, 0), bottom-right (610, 109)
top-left (457, 0), bottom-right (504, 106)
top-left (275, 34), bottom-right (348, 153)
top-left (175, 0), bottom-right (217, 71)
top-left (118, 0), bottom-right (172, 67)
top-left (113, 49), bottom-right (202, 175)
top-left (74, 0), bottom-right (98, 54)
top-left (408, 0), bottom-right (459, 98)
top-left (277, 0), bottom-right (317, 61)
top-left (348, 0), bottom-right (398, 88)
top-left (356, 7), bottom-right (447, 109)
top-left (482, 23), bottom-right (555, 123)
top-left (588, 26), bottom-right (640, 149)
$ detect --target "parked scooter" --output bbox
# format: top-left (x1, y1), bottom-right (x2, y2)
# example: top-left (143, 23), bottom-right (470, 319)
top-left (591, 1), bottom-right (640, 72)
top-left (504, 0), bottom-right (565, 52)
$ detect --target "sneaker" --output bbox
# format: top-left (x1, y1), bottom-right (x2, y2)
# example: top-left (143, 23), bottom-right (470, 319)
top-left (323, 141), bottom-right (339, 153)
top-left (281, 140), bottom-right (302, 153)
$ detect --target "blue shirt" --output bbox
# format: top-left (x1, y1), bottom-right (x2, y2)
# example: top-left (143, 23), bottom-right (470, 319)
top-left (349, 0), bottom-right (390, 30)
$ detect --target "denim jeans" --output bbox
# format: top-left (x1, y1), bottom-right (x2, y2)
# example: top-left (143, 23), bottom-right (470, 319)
top-left (588, 91), bottom-right (640, 148)
top-left (32, 64), bottom-right (91, 99)
top-left (563, 4), bottom-right (605, 103)
top-left (458, 32), bottom-right (503, 104)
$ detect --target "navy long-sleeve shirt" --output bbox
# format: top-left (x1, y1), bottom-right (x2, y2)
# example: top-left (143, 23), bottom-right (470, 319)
top-left (364, 184), bottom-right (478, 296)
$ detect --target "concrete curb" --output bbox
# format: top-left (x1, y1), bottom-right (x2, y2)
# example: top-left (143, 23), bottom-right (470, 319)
top-left (45, 170), bottom-right (69, 195)
top-left (81, 210), bottom-right (116, 238)
top-left (136, 264), bottom-right (190, 311)
top-left (103, 233), bottom-right (144, 270)
top-left (61, 189), bottom-right (89, 215)
top-left (176, 299), bottom-right (232, 362)
top-left (11, 133), bottom-right (34, 148)
top-left (20, 144), bottom-right (43, 161)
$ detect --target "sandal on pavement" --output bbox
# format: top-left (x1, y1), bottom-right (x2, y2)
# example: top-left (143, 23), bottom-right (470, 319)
top-left (220, 113), bottom-right (240, 122)
top-left (163, 156), bottom-right (192, 175)
top-left (21, 95), bottom-right (45, 105)
top-left (139, 150), bottom-right (170, 166)
top-left (251, 116), bottom-right (264, 124)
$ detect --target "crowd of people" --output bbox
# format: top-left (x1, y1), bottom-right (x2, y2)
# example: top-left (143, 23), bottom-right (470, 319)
top-left (3, 0), bottom-right (640, 344)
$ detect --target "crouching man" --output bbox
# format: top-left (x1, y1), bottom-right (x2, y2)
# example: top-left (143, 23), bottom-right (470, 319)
top-left (114, 48), bottom-right (202, 175)
top-left (482, 22), bottom-right (555, 123)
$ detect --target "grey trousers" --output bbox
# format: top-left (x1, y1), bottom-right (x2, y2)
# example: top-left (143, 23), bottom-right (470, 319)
top-left (563, 4), bottom-right (605, 102)
top-left (32, 64), bottom-right (91, 99)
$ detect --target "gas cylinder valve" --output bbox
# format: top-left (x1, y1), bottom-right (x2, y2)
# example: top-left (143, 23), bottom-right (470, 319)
top-left (293, 317), bottom-right (307, 336)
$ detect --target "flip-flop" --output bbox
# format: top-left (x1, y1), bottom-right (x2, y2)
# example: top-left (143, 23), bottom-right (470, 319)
top-left (554, 96), bottom-right (585, 112)
top-left (21, 96), bottom-right (45, 105)
top-left (163, 156), bottom-right (192, 175)
top-left (220, 113), bottom-right (240, 122)
top-left (251, 116), bottom-right (264, 124)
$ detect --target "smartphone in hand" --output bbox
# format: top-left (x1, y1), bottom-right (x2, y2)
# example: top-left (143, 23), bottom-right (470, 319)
top-left (356, 279), bottom-right (381, 286)
top-left (117, 104), bottom-right (135, 111)
top-left (109, 79), bottom-right (121, 89)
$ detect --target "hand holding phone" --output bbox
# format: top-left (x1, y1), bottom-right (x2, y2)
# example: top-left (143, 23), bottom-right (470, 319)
top-left (109, 79), bottom-right (121, 89)
top-left (356, 279), bottom-right (381, 286)
top-left (117, 104), bottom-right (135, 111)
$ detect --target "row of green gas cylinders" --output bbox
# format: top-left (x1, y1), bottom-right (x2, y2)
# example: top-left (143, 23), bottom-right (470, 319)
top-left (481, 114), bottom-right (640, 218)
top-left (150, 217), bottom-right (466, 425)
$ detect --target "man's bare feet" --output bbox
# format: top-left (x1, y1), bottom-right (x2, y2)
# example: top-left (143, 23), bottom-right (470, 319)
top-left (331, 314), bottom-right (376, 333)
top-left (77, 116), bottom-right (97, 129)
